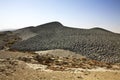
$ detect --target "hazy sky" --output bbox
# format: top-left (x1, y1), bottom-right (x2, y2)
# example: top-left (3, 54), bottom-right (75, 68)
top-left (0, 0), bottom-right (120, 33)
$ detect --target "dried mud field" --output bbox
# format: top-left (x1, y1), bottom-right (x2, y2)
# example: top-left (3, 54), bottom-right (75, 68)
top-left (0, 50), bottom-right (120, 80)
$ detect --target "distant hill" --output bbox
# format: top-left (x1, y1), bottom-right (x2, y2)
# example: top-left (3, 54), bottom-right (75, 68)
top-left (4, 21), bottom-right (120, 63)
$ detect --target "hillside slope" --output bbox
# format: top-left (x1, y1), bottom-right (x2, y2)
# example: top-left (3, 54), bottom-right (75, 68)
top-left (10, 22), bottom-right (120, 63)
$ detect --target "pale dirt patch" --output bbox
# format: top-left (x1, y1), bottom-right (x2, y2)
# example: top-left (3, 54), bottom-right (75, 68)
top-left (25, 62), bottom-right (120, 73)
top-left (35, 49), bottom-right (85, 58)
top-left (26, 63), bottom-right (54, 72)
top-left (26, 63), bottom-right (47, 70)
top-left (13, 28), bottom-right (37, 40)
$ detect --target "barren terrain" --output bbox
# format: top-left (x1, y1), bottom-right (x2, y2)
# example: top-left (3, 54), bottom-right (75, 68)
top-left (0, 50), bottom-right (120, 80)
top-left (0, 22), bottom-right (120, 80)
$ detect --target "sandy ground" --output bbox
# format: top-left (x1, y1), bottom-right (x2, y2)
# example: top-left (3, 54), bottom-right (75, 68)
top-left (25, 63), bottom-right (120, 80)
top-left (1, 66), bottom-right (120, 80)
top-left (0, 50), bottom-right (120, 80)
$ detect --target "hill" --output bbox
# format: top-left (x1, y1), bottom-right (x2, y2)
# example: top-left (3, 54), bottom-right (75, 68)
top-left (3, 22), bottom-right (120, 63)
